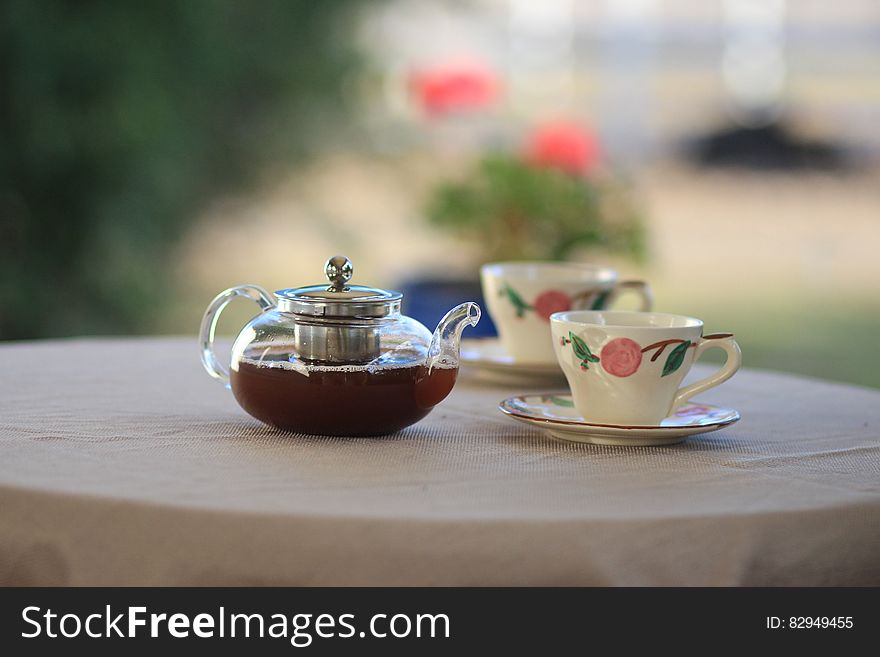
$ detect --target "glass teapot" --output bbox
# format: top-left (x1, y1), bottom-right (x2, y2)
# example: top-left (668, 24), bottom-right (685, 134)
top-left (199, 255), bottom-right (481, 436)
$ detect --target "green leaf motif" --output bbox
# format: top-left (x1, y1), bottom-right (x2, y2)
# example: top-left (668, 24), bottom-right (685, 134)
top-left (503, 284), bottom-right (532, 318)
top-left (548, 395), bottom-right (575, 408)
top-left (662, 340), bottom-right (691, 377)
top-left (568, 331), bottom-right (599, 364)
top-left (590, 290), bottom-right (611, 310)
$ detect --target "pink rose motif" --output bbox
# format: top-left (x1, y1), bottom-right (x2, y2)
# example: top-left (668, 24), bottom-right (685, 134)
top-left (533, 290), bottom-right (571, 321)
top-left (600, 337), bottom-right (642, 377)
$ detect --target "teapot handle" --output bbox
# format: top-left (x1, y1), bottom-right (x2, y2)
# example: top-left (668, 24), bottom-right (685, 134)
top-left (199, 284), bottom-right (275, 386)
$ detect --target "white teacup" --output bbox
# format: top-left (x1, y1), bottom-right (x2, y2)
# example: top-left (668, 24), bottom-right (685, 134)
top-left (481, 262), bottom-right (652, 364)
top-left (550, 310), bottom-right (741, 426)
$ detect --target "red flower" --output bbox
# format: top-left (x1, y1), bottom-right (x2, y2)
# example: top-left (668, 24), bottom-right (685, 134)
top-left (409, 60), bottom-right (498, 117)
top-left (600, 337), bottom-right (642, 377)
top-left (524, 120), bottom-right (600, 176)
top-left (533, 290), bottom-right (571, 321)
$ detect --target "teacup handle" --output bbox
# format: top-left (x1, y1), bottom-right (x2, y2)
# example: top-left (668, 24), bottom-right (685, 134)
top-left (672, 333), bottom-right (742, 411)
top-left (607, 280), bottom-right (653, 311)
top-left (199, 284), bottom-right (275, 385)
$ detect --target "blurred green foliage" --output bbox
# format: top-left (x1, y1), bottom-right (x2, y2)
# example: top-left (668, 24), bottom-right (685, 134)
top-left (425, 155), bottom-right (646, 263)
top-left (0, 0), bottom-right (367, 338)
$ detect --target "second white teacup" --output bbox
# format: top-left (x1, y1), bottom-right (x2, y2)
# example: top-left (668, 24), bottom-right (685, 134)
top-left (481, 262), bottom-right (652, 364)
top-left (550, 310), bottom-right (742, 426)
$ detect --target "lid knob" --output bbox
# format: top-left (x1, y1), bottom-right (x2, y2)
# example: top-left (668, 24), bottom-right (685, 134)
top-left (325, 255), bottom-right (353, 292)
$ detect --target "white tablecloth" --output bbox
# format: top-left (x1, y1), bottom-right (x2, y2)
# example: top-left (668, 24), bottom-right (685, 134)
top-left (1, 337), bottom-right (878, 585)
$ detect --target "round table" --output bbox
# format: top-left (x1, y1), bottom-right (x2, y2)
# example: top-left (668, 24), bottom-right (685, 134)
top-left (1, 337), bottom-right (878, 586)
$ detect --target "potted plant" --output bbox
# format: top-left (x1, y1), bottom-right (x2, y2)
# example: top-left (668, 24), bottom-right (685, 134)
top-left (403, 121), bottom-right (646, 336)
top-left (426, 121), bottom-right (645, 263)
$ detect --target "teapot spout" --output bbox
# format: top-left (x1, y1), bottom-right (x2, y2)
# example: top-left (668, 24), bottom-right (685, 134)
top-left (427, 302), bottom-right (481, 371)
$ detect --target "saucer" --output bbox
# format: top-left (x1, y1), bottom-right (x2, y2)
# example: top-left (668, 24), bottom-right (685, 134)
top-left (460, 338), bottom-right (564, 384)
top-left (498, 393), bottom-right (740, 446)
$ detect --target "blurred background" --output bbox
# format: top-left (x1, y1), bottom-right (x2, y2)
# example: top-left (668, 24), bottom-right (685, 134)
top-left (1, 0), bottom-right (878, 387)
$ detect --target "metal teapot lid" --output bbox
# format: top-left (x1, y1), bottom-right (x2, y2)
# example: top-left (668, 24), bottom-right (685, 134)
top-left (275, 256), bottom-right (402, 318)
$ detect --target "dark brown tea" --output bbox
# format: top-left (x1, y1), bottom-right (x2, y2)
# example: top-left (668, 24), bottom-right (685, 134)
top-left (230, 359), bottom-right (458, 436)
